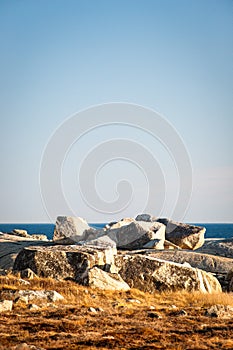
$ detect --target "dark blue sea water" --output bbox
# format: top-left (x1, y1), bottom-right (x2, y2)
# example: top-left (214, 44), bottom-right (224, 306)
top-left (0, 222), bottom-right (232, 241)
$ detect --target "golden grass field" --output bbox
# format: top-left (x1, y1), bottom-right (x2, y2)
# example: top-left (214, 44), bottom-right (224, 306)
top-left (0, 275), bottom-right (233, 349)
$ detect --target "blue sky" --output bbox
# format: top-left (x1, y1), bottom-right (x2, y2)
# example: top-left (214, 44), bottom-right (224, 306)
top-left (0, 0), bottom-right (232, 223)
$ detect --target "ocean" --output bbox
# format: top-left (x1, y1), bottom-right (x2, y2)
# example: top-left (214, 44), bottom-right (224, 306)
top-left (0, 222), bottom-right (232, 241)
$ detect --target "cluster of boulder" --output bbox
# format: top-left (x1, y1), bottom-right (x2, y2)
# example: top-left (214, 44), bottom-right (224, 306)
top-left (5, 214), bottom-right (232, 294)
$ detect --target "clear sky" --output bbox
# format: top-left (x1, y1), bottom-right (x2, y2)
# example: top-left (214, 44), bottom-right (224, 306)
top-left (0, 0), bottom-right (232, 223)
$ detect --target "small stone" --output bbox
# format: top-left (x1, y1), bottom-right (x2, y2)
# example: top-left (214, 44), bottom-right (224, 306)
top-left (125, 298), bottom-right (141, 304)
top-left (0, 300), bottom-right (13, 312)
top-left (96, 307), bottom-right (104, 312)
top-left (14, 295), bottom-right (29, 304)
top-left (149, 306), bottom-right (156, 310)
top-left (28, 304), bottom-right (40, 310)
top-left (88, 307), bottom-right (97, 313)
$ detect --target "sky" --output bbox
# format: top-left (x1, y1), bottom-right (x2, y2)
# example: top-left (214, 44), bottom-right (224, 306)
top-left (0, 0), bottom-right (232, 223)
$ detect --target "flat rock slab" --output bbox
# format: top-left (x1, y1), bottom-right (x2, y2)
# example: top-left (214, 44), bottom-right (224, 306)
top-left (0, 234), bottom-right (51, 271)
top-left (116, 254), bottom-right (222, 293)
top-left (196, 239), bottom-right (233, 258)
top-left (13, 245), bottom-right (116, 281)
top-left (138, 250), bottom-right (233, 274)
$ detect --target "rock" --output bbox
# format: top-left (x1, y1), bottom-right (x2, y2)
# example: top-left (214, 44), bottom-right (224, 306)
top-left (78, 235), bottom-right (117, 249)
top-left (205, 305), bottom-right (233, 318)
top-left (226, 269), bottom-right (233, 292)
top-left (126, 298), bottom-right (141, 303)
top-left (28, 304), bottom-right (40, 310)
top-left (116, 254), bottom-right (222, 293)
top-left (15, 290), bottom-right (64, 302)
top-left (31, 234), bottom-right (48, 241)
top-left (86, 267), bottom-right (130, 291)
top-left (53, 216), bottom-right (91, 242)
top-left (106, 221), bottom-right (165, 250)
top-left (135, 213), bottom-right (157, 222)
top-left (164, 240), bottom-right (181, 250)
top-left (12, 229), bottom-right (29, 237)
top-left (88, 307), bottom-right (97, 313)
top-left (107, 218), bottom-right (135, 230)
top-left (15, 295), bottom-right (29, 304)
top-left (157, 219), bottom-right (205, 250)
top-left (0, 299), bottom-right (13, 312)
top-left (20, 268), bottom-right (38, 279)
top-left (13, 245), bottom-right (116, 281)
top-left (0, 233), bottom-right (51, 271)
top-left (143, 239), bottom-right (164, 249)
top-left (196, 238), bottom-right (233, 258)
top-left (142, 250), bottom-right (233, 274)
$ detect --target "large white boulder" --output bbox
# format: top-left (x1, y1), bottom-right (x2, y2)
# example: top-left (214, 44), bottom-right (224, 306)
top-left (116, 254), bottom-right (222, 293)
top-left (53, 216), bottom-right (91, 242)
top-left (13, 245), bottom-right (117, 281)
top-left (106, 221), bottom-right (165, 250)
top-left (157, 219), bottom-right (205, 250)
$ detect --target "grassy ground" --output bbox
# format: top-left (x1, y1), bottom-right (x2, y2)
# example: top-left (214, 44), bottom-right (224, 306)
top-left (0, 275), bottom-right (233, 349)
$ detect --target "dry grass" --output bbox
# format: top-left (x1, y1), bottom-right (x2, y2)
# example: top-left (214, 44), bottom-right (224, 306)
top-left (0, 274), bottom-right (233, 349)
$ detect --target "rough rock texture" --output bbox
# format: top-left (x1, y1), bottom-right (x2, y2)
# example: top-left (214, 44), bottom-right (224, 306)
top-left (13, 245), bottom-right (116, 281)
top-left (108, 218), bottom-right (135, 230)
top-left (87, 267), bottom-right (130, 291)
top-left (141, 250), bottom-right (233, 274)
top-left (157, 219), bottom-right (205, 250)
top-left (135, 214), bottom-right (157, 222)
top-left (15, 290), bottom-right (64, 302)
top-left (205, 305), bottom-right (233, 318)
top-left (20, 268), bottom-right (38, 279)
top-left (106, 221), bottom-right (165, 250)
top-left (116, 254), bottom-right (222, 293)
top-left (196, 238), bottom-right (233, 258)
top-left (164, 240), bottom-right (181, 250)
top-left (143, 239), bottom-right (164, 249)
top-left (12, 229), bottom-right (29, 237)
top-left (53, 216), bottom-right (91, 242)
top-left (226, 269), bottom-right (233, 292)
top-left (0, 300), bottom-right (13, 312)
top-left (0, 233), bottom-right (51, 272)
top-left (78, 235), bottom-right (117, 249)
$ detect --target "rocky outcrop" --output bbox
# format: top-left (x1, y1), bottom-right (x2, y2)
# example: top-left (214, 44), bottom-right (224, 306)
top-left (115, 254), bottom-right (222, 293)
top-left (13, 245), bottom-right (117, 280)
top-left (157, 219), bottom-right (205, 250)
